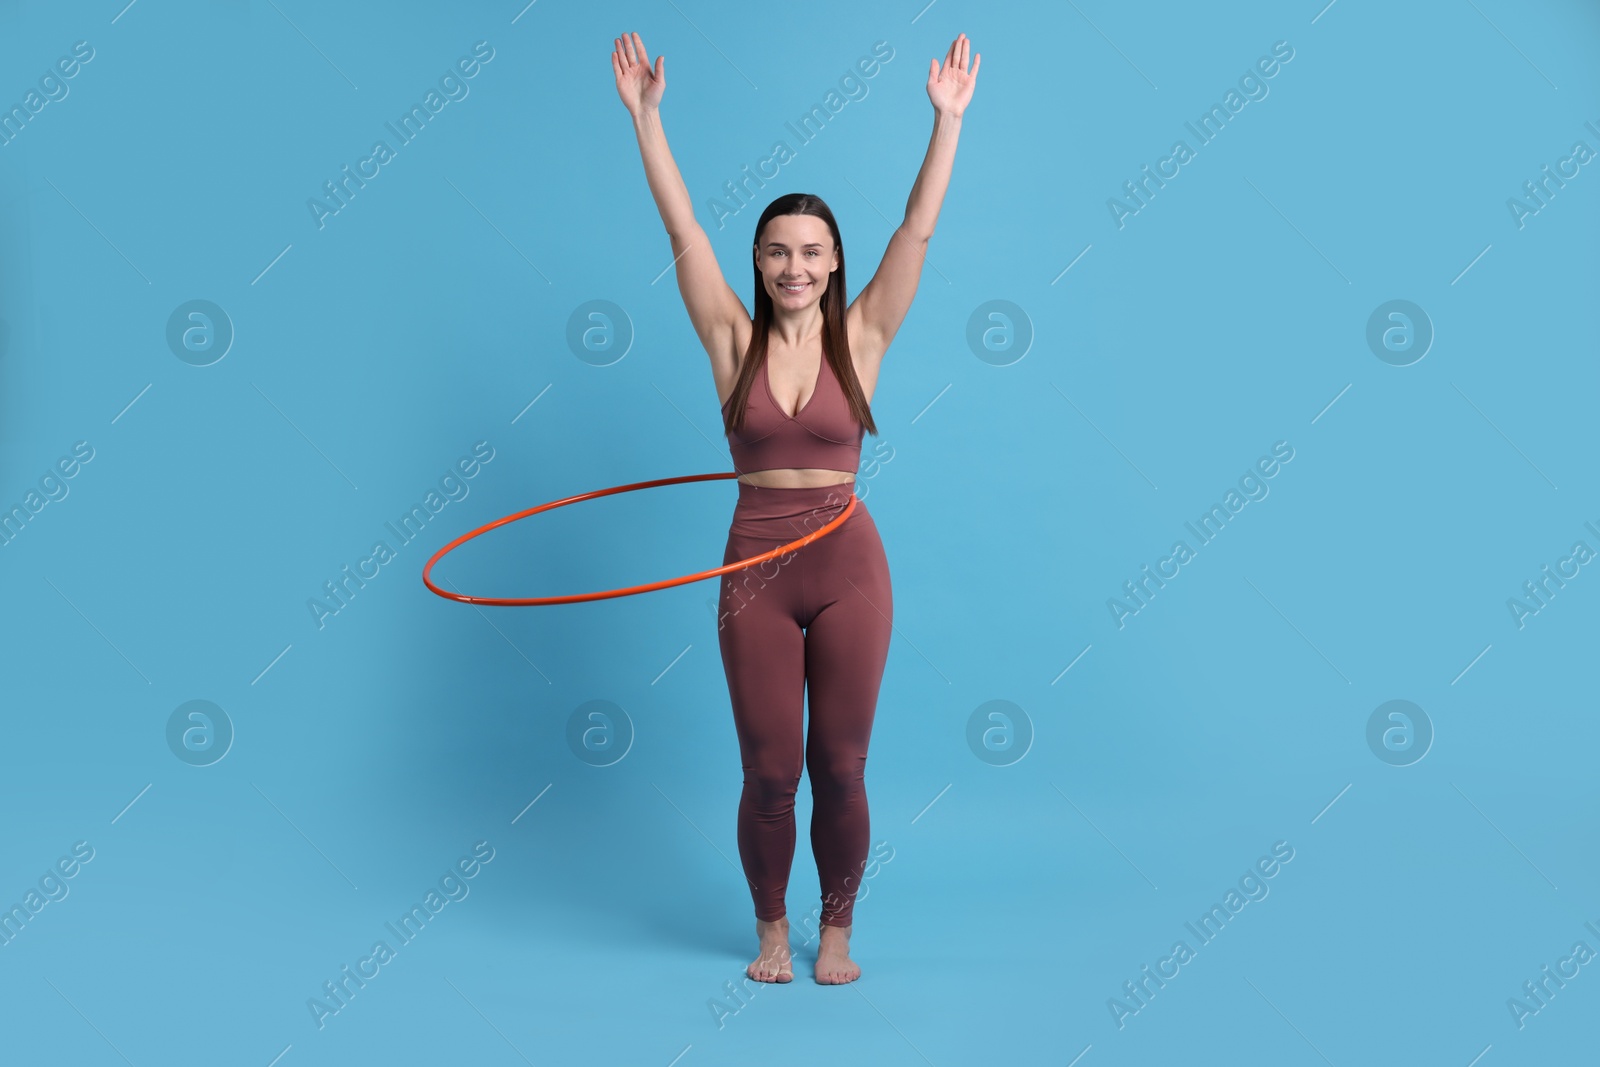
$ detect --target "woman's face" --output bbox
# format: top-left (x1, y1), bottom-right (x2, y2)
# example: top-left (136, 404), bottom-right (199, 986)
top-left (754, 213), bottom-right (838, 310)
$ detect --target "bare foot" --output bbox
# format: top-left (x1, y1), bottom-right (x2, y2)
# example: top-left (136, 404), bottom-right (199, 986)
top-left (747, 916), bottom-right (793, 983)
top-left (814, 923), bottom-right (861, 984)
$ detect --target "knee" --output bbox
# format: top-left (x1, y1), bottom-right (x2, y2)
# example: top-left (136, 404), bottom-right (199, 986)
top-left (806, 753), bottom-right (865, 792)
top-left (744, 765), bottom-right (801, 802)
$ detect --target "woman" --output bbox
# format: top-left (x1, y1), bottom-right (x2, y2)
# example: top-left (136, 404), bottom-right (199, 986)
top-left (612, 29), bottom-right (978, 985)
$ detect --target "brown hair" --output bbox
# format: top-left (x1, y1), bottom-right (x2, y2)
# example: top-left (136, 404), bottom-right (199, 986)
top-left (721, 192), bottom-right (878, 437)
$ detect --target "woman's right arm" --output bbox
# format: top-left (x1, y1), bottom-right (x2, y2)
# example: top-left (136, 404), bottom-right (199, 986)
top-left (613, 33), bottom-right (748, 378)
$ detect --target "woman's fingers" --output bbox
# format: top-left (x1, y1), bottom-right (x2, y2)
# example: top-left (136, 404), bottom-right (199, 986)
top-left (937, 33), bottom-right (976, 79)
top-left (612, 31), bottom-right (666, 111)
top-left (616, 32), bottom-right (656, 80)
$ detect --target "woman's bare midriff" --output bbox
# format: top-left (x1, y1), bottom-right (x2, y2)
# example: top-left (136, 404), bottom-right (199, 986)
top-left (737, 469), bottom-right (856, 489)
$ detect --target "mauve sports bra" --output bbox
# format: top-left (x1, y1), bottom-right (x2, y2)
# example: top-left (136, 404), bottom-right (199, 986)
top-left (723, 353), bottom-right (865, 477)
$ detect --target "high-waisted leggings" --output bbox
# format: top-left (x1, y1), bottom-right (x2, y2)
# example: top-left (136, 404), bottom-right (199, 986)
top-left (716, 479), bottom-right (892, 929)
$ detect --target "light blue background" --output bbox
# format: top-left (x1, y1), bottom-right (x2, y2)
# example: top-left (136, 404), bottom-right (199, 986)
top-left (2, 0), bottom-right (1597, 1064)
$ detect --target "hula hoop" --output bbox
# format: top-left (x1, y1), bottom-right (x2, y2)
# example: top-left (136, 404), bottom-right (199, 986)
top-left (421, 471), bottom-right (858, 607)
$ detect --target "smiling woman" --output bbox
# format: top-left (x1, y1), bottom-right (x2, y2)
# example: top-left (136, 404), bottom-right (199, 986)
top-left (720, 197), bottom-right (874, 484)
top-left (612, 27), bottom-right (978, 988)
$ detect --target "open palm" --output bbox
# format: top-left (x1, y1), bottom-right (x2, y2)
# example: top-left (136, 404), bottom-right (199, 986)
top-left (612, 31), bottom-right (665, 114)
top-left (927, 33), bottom-right (980, 115)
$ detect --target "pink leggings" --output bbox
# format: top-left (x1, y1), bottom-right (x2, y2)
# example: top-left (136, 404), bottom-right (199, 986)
top-left (716, 480), bottom-right (892, 928)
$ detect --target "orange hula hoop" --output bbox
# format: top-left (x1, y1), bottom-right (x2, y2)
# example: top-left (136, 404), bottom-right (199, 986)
top-left (421, 471), bottom-right (858, 607)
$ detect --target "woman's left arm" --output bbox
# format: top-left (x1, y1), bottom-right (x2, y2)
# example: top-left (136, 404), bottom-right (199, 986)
top-left (851, 34), bottom-right (980, 358)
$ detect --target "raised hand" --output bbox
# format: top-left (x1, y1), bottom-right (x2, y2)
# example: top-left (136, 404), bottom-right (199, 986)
top-left (926, 33), bottom-right (980, 117)
top-left (612, 31), bottom-right (665, 115)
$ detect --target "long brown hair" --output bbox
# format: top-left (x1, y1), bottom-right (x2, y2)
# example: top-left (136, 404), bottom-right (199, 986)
top-left (721, 193), bottom-right (878, 437)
